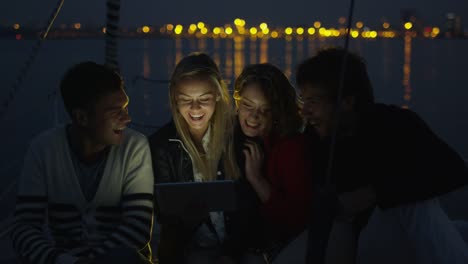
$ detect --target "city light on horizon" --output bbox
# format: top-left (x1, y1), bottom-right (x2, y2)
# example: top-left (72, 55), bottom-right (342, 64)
top-left (3, 16), bottom-right (465, 40)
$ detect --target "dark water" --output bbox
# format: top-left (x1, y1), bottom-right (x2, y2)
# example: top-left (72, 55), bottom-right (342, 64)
top-left (1, 37), bottom-right (468, 214)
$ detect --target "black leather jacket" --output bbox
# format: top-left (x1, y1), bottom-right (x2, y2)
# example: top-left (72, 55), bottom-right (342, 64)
top-left (148, 122), bottom-right (263, 263)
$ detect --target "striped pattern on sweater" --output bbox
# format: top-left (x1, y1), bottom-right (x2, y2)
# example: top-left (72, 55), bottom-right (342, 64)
top-left (11, 193), bottom-right (153, 263)
top-left (11, 127), bottom-right (154, 264)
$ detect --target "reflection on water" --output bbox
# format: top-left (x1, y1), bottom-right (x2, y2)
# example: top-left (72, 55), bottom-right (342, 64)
top-left (198, 38), bottom-right (207, 53)
top-left (142, 40), bottom-right (152, 116)
top-left (250, 37), bottom-right (257, 65)
top-left (297, 37), bottom-right (304, 61)
top-left (402, 32), bottom-right (413, 108)
top-left (175, 38), bottom-right (182, 65)
top-left (234, 36), bottom-right (245, 78)
top-left (213, 38), bottom-right (220, 67)
top-left (260, 38), bottom-right (268, 63)
top-left (225, 39), bottom-right (233, 80)
top-left (285, 37), bottom-right (293, 79)
top-left (148, 35), bottom-right (413, 107)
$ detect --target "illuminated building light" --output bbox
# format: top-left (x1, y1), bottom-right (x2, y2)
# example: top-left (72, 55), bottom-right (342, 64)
top-left (296, 27), bottom-right (304, 35)
top-left (285, 27), bottom-right (293, 35)
top-left (319, 28), bottom-right (326, 35)
top-left (356, 21), bottom-right (363, 29)
top-left (213, 27), bottom-right (221, 34)
top-left (314, 21), bottom-right (321, 28)
top-left (260, 23), bottom-right (268, 30)
top-left (189, 24), bottom-right (197, 31)
top-left (197, 22), bottom-right (205, 29)
top-left (74, 23), bottom-right (81, 30)
top-left (102, 27), bottom-right (107, 33)
top-left (351, 30), bottom-right (359, 38)
top-left (404, 22), bottom-right (413, 30)
top-left (13, 23), bottom-right (20, 30)
top-left (308, 27), bottom-right (316, 35)
top-left (142, 26), bottom-right (150, 33)
top-left (166, 24), bottom-right (174, 31)
top-left (432, 27), bottom-right (440, 35)
top-left (262, 28), bottom-right (269, 34)
top-left (383, 22), bottom-right (390, 29)
top-left (250, 27), bottom-right (258, 35)
top-left (174, 25), bottom-right (183, 35)
top-left (201, 27), bottom-right (208, 34)
top-left (271, 31), bottom-right (279, 38)
top-left (225, 27), bottom-right (233, 35)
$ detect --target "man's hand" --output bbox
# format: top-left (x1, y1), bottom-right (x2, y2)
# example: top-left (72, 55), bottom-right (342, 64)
top-left (337, 186), bottom-right (376, 221)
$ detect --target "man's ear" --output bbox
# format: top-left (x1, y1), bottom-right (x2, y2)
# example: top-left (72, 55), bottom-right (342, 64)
top-left (72, 109), bottom-right (88, 126)
top-left (341, 96), bottom-right (356, 112)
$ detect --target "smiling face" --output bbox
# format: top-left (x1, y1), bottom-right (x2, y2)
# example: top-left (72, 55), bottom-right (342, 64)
top-left (175, 79), bottom-right (218, 137)
top-left (237, 84), bottom-right (272, 138)
top-left (299, 84), bottom-right (335, 139)
top-left (84, 88), bottom-right (131, 146)
top-left (300, 83), bottom-right (358, 139)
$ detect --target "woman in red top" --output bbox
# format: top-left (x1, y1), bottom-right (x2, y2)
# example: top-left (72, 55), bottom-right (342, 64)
top-left (234, 63), bottom-right (312, 246)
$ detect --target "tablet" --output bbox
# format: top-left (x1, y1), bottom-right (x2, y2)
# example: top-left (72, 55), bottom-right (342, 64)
top-left (154, 180), bottom-right (238, 215)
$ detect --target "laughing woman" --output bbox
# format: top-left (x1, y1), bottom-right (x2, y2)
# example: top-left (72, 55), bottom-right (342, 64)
top-left (234, 63), bottom-right (312, 259)
top-left (149, 53), bottom-right (249, 263)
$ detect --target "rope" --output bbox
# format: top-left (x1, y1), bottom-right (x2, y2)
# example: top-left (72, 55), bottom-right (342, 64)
top-left (325, 0), bottom-right (357, 185)
top-left (105, 0), bottom-right (121, 72)
top-left (0, 0), bottom-right (65, 121)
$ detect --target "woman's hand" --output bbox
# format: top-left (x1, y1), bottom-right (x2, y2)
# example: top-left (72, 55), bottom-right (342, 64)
top-left (243, 140), bottom-right (271, 203)
top-left (243, 140), bottom-right (264, 183)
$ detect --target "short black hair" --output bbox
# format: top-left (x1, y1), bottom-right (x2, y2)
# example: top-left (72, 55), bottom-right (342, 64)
top-left (60, 61), bottom-right (122, 117)
top-left (296, 47), bottom-right (374, 112)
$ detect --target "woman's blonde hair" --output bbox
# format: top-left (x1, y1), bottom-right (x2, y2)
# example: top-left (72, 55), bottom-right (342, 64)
top-left (169, 52), bottom-right (240, 181)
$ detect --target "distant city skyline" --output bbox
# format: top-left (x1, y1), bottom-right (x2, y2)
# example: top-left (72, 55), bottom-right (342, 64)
top-left (1, 0), bottom-right (467, 28)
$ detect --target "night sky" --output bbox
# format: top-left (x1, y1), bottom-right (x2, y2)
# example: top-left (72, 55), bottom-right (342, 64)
top-left (1, 0), bottom-right (467, 28)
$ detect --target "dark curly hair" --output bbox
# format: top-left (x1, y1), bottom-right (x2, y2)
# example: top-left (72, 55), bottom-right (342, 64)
top-left (234, 63), bottom-right (302, 138)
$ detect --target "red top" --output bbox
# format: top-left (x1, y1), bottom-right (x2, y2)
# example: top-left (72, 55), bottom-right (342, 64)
top-left (261, 133), bottom-right (312, 240)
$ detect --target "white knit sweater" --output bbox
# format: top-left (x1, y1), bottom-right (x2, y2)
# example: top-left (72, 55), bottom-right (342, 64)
top-left (11, 126), bottom-right (154, 263)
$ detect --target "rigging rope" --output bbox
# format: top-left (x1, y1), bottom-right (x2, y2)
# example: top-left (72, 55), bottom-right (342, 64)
top-left (325, 0), bottom-right (357, 185)
top-left (0, 0), bottom-right (65, 121)
top-left (105, 0), bottom-right (121, 72)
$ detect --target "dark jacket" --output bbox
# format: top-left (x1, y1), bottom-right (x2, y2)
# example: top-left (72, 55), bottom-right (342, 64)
top-left (148, 121), bottom-right (262, 263)
top-left (305, 104), bottom-right (468, 263)
top-left (309, 103), bottom-right (468, 209)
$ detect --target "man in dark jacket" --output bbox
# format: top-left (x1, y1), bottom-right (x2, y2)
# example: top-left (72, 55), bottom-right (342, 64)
top-left (297, 48), bottom-right (468, 263)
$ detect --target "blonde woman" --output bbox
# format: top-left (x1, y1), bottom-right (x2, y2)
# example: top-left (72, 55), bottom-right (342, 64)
top-left (149, 53), bottom-right (252, 263)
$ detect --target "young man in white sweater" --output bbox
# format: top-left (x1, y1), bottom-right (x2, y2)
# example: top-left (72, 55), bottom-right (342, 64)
top-left (11, 62), bottom-right (154, 264)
